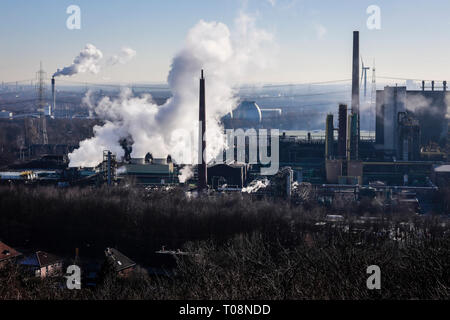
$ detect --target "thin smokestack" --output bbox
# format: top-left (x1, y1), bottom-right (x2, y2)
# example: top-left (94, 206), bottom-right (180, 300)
top-left (51, 76), bottom-right (55, 115)
top-left (351, 31), bottom-right (360, 159)
top-left (338, 104), bottom-right (347, 159)
top-left (198, 69), bottom-right (207, 191)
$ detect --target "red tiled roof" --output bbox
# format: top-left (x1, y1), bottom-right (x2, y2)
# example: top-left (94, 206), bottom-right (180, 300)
top-left (0, 241), bottom-right (22, 262)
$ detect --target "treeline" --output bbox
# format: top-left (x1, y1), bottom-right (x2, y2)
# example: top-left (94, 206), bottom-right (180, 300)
top-left (0, 185), bottom-right (449, 299)
top-left (1, 230), bottom-right (448, 300)
top-left (0, 186), bottom-right (307, 264)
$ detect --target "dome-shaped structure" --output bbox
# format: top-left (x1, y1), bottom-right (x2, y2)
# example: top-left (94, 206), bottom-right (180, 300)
top-left (232, 101), bottom-right (262, 123)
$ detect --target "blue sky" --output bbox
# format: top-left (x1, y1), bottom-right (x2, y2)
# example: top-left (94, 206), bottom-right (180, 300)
top-left (0, 0), bottom-right (449, 84)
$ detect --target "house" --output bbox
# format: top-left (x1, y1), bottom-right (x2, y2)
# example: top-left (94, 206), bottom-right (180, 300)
top-left (0, 241), bottom-right (22, 267)
top-left (19, 251), bottom-right (63, 278)
top-left (104, 248), bottom-right (136, 277)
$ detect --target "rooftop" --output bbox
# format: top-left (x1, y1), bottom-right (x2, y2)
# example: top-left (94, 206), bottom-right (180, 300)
top-left (0, 241), bottom-right (22, 262)
top-left (105, 248), bottom-right (136, 272)
top-left (121, 163), bottom-right (174, 175)
top-left (434, 164), bottom-right (450, 173)
top-left (20, 251), bottom-right (62, 268)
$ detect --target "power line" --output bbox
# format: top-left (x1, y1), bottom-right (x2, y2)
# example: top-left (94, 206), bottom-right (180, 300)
top-left (240, 90), bottom-right (350, 100)
top-left (240, 79), bottom-right (352, 89)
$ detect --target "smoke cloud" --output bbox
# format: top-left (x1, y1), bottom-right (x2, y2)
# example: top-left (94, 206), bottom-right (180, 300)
top-left (54, 45), bottom-right (137, 78)
top-left (53, 44), bottom-right (103, 77)
top-left (242, 178), bottom-right (270, 193)
top-left (178, 166), bottom-right (193, 183)
top-left (107, 47), bottom-right (137, 66)
top-left (69, 13), bottom-right (275, 174)
top-left (406, 94), bottom-right (434, 114)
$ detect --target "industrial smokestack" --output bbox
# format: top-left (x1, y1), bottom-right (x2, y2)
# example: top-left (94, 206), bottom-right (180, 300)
top-left (325, 113), bottom-right (334, 159)
top-left (351, 31), bottom-right (360, 159)
top-left (338, 104), bottom-right (347, 159)
top-left (198, 70), bottom-right (207, 191)
top-left (51, 76), bottom-right (55, 115)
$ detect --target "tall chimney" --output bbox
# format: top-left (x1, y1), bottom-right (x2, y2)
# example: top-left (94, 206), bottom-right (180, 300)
top-left (431, 80), bottom-right (435, 91)
top-left (351, 31), bottom-right (360, 159)
top-left (338, 104), bottom-right (347, 159)
top-left (444, 81), bottom-right (447, 92)
top-left (198, 70), bottom-right (207, 191)
top-left (51, 76), bottom-right (55, 115)
top-left (422, 80), bottom-right (425, 91)
top-left (325, 114), bottom-right (334, 159)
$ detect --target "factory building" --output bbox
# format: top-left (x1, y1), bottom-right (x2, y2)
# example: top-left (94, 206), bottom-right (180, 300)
top-left (0, 110), bottom-right (13, 119)
top-left (222, 100), bottom-right (283, 129)
top-left (397, 112), bottom-right (420, 161)
top-left (376, 84), bottom-right (449, 158)
top-left (223, 100), bottom-right (262, 129)
top-left (280, 136), bottom-right (325, 184)
top-left (432, 164), bottom-right (450, 188)
top-left (323, 32), bottom-right (365, 185)
top-left (207, 163), bottom-right (248, 189)
top-left (119, 158), bottom-right (177, 186)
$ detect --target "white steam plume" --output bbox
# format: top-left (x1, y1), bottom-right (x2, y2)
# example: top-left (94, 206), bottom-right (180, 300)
top-left (242, 178), bottom-right (270, 193)
top-left (107, 47), bottom-right (137, 66)
top-left (406, 94), bottom-right (434, 114)
top-left (54, 44), bottom-right (137, 78)
top-left (82, 89), bottom-right (96, 118)
top-left (53, 44), bottom-right (103, 77)
top-left (69, 13), bottom-right (275, 176)
top-left (178, 166), bottom-right (193, 183)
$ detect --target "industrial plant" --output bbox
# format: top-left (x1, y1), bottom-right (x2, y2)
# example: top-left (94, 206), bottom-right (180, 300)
top-left (0, 31), bottom-right (448, 216)
top-left (1, 0), bottom-right (450, 305)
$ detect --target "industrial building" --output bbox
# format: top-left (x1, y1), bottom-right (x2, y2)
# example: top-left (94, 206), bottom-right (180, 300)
top-left (222, 100), bottom-right (283, 129)
top-left (313, 31), bottom-right (447, 215)
top-left (376, 83), bottom-right (449, 158)
top-left (0, 32), bottom-right (447, 215)
top-left (0, 110), bottom-right (13, 119)
top-left (207, 162), bottom-right (248, 189)
top-left (119, 157), bottom-right (177, 186)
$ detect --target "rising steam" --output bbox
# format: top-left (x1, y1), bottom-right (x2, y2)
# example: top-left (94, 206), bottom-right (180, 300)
top-left (54, 44), bottom-right (137, 77)
top-left (53, 44), bottom-right (103, 77)
top-left (69, 13), bottom-right (275, 180)
top-left (107, 47), bottom-right (137, 66)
